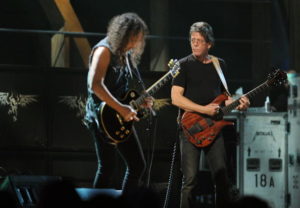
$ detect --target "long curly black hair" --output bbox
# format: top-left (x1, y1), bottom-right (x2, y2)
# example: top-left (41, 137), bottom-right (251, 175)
top-left (107, 12), bottom-right (148, 67)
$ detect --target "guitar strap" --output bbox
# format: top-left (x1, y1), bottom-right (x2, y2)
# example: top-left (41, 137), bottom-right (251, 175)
top-left (126, 52), bottom-right (146, 91)
top-left (125, 52), bottom-right (134, 79)
top-left (210, 55), bottom-right (231, 96)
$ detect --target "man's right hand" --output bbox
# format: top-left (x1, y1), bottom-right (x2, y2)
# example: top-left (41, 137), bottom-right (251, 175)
top-left (118, 104), bottom-right (139, 122)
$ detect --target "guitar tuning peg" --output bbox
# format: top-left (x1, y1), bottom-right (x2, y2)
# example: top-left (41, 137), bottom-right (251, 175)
top-left (168, 59), bottom-right (174, 68)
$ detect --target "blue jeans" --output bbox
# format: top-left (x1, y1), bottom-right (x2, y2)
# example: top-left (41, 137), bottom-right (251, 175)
top-left (179, 131), bottom-right (231, 208)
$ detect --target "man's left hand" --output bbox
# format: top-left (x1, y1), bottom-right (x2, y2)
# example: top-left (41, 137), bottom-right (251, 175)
top-left (237, 96), bottom-right (250, 111)
top-left (141, 96), bottom-right (154, 109)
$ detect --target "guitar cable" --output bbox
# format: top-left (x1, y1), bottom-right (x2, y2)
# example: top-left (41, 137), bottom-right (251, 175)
top-left (162, 124), bottom-right (180, 208)
top-left (126, 52), bottom-right (159, 187)
top-left (145, 112), bottom-right (158, 187)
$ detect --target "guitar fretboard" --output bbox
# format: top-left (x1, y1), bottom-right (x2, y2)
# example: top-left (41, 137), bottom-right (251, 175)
top-left (222, 80), bottom-right (270, 114)
top-left (135, 65), bottom-right (179, 106)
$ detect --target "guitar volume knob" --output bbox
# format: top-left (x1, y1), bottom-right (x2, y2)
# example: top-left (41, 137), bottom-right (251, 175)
top-left (196, 140), bottom-right (202, 144)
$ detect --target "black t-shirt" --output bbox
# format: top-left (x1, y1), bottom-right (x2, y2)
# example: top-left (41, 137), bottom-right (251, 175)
top-left (172, 54), bottom-right (227, 105)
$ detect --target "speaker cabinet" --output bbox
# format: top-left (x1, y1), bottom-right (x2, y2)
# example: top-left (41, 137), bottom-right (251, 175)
top-left (0, 175), bottom-right (62, 208)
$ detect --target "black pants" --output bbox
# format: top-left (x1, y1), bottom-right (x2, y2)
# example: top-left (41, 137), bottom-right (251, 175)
top-left (179, 131), bottom-right (232, 208)
top-left (91, 126), bottom-right (146, 194)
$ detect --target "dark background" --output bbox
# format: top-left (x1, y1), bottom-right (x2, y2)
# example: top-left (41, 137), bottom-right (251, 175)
top-left (0, 0), bottom-right (297, 198)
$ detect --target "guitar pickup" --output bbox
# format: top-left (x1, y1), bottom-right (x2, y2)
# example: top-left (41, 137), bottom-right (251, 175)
top-left (116, 114), bottom-right (124, 125)
top-left (129, 100), bottom-right (139, 110)
top-left (204, 118), bottom-right (214, 126)
top-left (188, 123), bottom-right (204, 135)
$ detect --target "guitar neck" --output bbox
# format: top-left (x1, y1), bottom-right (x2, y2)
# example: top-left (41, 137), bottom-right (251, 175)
top-left (222, 80), bottom-right (270, 114)
top-left (135, 70), bottom-right (174, 106)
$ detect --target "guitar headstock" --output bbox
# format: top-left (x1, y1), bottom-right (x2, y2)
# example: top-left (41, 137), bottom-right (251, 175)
top-left (168, 59), bottom-right (181, 77)
top-left (267, 69), bottom-right (287, 87)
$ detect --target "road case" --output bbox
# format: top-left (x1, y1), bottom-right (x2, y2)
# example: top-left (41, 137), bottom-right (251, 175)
top-left (239, 112), bottom-right (288, 208)
top-left (287, 74), bottom-right (300, 208)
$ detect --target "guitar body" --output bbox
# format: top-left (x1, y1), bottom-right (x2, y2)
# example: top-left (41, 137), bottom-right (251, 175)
top-left (99, 89), bottom-right (139, 143)
top-left (181, 94), bottom-right (234, 148)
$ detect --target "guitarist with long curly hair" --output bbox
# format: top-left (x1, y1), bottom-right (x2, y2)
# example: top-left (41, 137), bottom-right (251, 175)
top-left (171, 22), bottom-right (250, 208)
top-left (84, 13), bottom-right (153, 194)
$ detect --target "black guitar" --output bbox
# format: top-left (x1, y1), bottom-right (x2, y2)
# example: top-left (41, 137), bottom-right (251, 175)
top-left (99, 59), bottom-right (180, 143)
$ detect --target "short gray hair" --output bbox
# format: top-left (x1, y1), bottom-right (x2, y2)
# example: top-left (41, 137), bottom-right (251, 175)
top-left (189, 22), bottom-right (215, 46)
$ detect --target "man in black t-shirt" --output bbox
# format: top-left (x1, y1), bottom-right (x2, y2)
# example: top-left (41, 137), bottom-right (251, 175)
top-left (171, 22), bottom-right (250, 208)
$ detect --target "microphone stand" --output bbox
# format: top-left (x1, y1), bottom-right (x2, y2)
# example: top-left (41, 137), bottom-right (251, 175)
top-left (126, 52), bottom-right (158, 187)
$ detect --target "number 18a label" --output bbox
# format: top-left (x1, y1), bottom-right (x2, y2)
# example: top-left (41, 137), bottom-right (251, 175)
top-left (255, 174), bottom-right (275, 188)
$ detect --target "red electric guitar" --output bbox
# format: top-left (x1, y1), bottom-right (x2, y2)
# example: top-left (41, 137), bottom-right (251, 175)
top-left (181, 69), bottom-right (287, 148)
